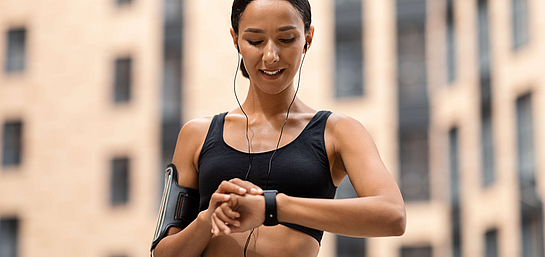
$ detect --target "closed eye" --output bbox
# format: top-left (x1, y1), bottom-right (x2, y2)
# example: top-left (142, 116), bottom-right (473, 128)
top-left (279, 38), bottom-right (295, 43)
top-left (248, 40), bottom-right (263, 46)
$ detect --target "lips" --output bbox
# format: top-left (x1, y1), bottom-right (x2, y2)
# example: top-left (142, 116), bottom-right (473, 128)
top-left (261, 69), bottom-right (283, 75)
top-left (259, 69), bottom-right (285, 79)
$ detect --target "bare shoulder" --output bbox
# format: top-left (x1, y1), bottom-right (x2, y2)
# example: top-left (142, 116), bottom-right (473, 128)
top-left (326, 112), bottom-right (369, 135)
top-left (325, 112), bottom-right (374, 153)
top-left (172, 115), bottom-right (215, 189)
top-left (176, 115), bottom-right (214, 147)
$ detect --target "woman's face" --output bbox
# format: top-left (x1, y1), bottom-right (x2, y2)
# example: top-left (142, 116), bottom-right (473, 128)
top-left (232, 0), bottom-right (312, 95)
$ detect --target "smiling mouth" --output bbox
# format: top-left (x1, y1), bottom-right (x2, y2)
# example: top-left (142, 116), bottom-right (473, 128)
top-left (260, 69), bottom-right (285, 75)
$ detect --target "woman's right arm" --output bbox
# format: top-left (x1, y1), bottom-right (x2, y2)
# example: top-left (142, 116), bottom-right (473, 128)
top-left (152, 117), bottom-right (214, 257)
top-left (153, 117), bottom-right (262, 257)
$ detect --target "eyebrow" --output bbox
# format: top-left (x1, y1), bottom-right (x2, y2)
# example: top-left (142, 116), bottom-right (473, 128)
top-left (243, 25), bottom-right (298, 33)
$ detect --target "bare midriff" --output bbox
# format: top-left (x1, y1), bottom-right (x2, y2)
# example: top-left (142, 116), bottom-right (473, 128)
top-left (202, 225), bottom-right (320, 257)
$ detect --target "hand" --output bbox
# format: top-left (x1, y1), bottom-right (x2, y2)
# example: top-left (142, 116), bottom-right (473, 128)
top-left (207, 179), bottom-right (263, 235)
top-left (211, 193), bottom-right (265, 236)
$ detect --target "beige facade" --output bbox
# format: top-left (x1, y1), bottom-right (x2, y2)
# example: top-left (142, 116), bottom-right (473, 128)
top-left (0, 0), bottom-right (163, 256)
top-left (1, 0), bottom-right (544, 257)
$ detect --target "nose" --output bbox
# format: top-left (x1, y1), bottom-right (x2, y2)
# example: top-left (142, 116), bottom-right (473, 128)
top-left (262, 41), bottom-right (279, 64)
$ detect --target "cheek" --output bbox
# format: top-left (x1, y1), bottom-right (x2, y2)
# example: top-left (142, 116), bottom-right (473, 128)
top-left (241, 50), bottom-right (261, 71)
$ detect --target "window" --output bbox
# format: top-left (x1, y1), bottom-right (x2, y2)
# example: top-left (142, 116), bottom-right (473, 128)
top-left (5, 29), bottom-right (26, 73)
top-left (2, 121), bottom-right (23, 167)
top-left (160, 0), bottom-right (183, 201)
top-left (114, 57), bottom-right (132, 103)
top-left (116, 0), bottom-right (132, 6)
top-left (516, 93), bottom-right (544, 257)
top-left (516, 93), bottom-right (535, 185)
top-left (335, 0), bottom-right (363, 98)
top-left (400, 246), bottom-right (432, 257)
top-left (481, 105), bottom-right (494, 186)
top-left (446, 0), bottom-right (456, 83)
top-left (111, 157), bottom-right (130, 205)
top-left (485, 229), bottom-right (499, 257)
top-left (336, 177), bottom-right (366, 257)
top-left (512, 0), bottom-right (529, 49)
top-left (521, 207), bottom-right (545, 257)
top-left (397, 0), bottom-right (429, 201)
top-left (478, 0), bottom-right (495, 186)
top-left (0, 218), bottom-right (19, 257)
top-left (399, 128), bottom-right (429, 201)
top-left (449, 128), bottom-right (461, 257)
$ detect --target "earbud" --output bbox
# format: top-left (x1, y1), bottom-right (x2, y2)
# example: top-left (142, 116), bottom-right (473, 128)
top-left (236, 44), bottom-right (240, 53)
top-left (303, 42), bottom-right (308, 52)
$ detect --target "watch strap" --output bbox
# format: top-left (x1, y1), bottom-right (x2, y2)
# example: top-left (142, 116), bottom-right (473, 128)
top-left (263, 190), bottom-right (279, 226)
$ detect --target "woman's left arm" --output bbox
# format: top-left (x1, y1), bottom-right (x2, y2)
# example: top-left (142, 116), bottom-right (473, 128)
top-left (276, 114), bottom-right (406, 237)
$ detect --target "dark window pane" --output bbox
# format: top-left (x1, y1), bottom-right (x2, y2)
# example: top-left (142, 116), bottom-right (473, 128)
top-left (160, 0), bottom-right (183, 203)
top-left (485, 229), bottom-right (498, 257)
top-left (116, 0), bottom-right (132, 5)
top-left (111, 157), bottom-right (130, 205)
top-left (2, 121), bottom-right (23, 167)
top-left (478, 0), bottom-right (491, 75)
top-left (478, 0), bottom-right (494, 187)
top-left (337, 235), bottom-right (366, 257)
top-left (114, 57), bottom-right (132, 103)
top-left (449, 128), bottom-right (461, 257)
top-left (335, 0), bottom-right (363, 98)
top-left (399, 128), bottom-right (429, 201)
top-left (481, 105), bottom-right (494, 186)
top-left (516, 93), bottom-right (535, 184)
top-left (397, 0), bottom-right (429, 202)
top-left (512, 0), bottom-right (529, 49)
top-left (521, 205), bottom-right (545, 257)
top-left (517, 93), bottom-right (544, 257)
top-left (446, 0), bottom-right (456, 83)
top-left (335, 177), bottom-right (366, 256)
top-left (5, 29), bottom-right (26, 73)
top-left (0, 218), bottom-right (19, 257)
top-left (400, 246), bottom-right (432, 257)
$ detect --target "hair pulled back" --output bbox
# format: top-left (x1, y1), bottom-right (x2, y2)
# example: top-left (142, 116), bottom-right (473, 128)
top-left (231, 0), bottom-right (312, 78)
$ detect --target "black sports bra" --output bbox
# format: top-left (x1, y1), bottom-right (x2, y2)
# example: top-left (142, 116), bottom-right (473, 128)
top-left (198, 111), bottom-right (337, 243)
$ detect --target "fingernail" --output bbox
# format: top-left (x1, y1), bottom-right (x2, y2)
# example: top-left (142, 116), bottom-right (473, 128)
top-left (234, 223), bottom-right (240, 227)
top-left (258, 188), bottom-right (263, 193)
top-left (239, 188), bottom-right (247, 194)
top-left (224, 229), bottom-right (229, 234)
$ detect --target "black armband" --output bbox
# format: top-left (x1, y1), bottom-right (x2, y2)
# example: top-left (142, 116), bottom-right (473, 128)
top-left (151, 163), bottom-right (199, 255)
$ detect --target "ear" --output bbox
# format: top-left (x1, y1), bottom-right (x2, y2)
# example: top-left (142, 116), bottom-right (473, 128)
top-left (230, 28), bottom-right (239, 52)
top-left (304, 25), bottom-right (315, 53)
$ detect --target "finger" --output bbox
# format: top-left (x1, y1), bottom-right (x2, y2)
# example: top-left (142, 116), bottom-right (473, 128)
top-left (212, 213), bottom-right (231, 235)
top-left (210, 213), bottom-right (219, 235)
top-left (228, 193), bottom-right (239, 210)
top-left (229, 178), bottom-right (263, 195)
top-left (216, 180), bottom-right (247, 195)
top-left (215, 205), bottom-right (240, 228)
top-left (220, 202), bottom-right (240, 219)
top-left (210, 193), bottom-right (230, 207)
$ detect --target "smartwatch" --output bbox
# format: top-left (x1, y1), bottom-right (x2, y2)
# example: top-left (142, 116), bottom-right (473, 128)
top-left (263, 190), bottom-right (279, 226)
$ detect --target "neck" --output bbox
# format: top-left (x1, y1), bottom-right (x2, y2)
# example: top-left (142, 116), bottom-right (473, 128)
top-left (240, 80), bottom-right (301, 118)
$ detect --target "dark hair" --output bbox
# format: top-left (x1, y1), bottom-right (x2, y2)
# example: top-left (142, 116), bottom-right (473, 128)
top-left (231, 0), bottom-right (312, 78)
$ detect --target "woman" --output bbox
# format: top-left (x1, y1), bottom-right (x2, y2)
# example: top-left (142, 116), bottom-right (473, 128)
top-left (152, 0), bottom-right (406, 256)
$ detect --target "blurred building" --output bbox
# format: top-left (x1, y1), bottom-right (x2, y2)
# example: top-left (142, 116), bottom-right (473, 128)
top-left (0, 1), bottom-right (544, 257)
